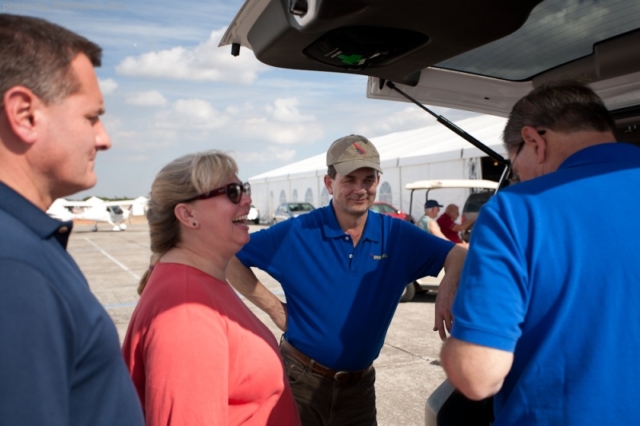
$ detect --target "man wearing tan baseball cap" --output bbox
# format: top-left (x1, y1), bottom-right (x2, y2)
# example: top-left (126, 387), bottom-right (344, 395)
top-left (325, 134), bottom-right (383, 176)
top-left (227, 134), bottom-right (466, 425)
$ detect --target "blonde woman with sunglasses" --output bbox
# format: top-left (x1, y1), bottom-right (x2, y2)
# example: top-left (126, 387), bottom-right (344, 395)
top-left (122, 151), bottom-right (300, 426)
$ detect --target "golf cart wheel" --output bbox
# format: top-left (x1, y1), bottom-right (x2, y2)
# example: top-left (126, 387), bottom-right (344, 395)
top-left (399, 282), bottom-right (417, 303)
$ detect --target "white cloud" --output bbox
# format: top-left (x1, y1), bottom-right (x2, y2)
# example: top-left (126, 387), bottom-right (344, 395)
top-left (223, 98), bottom-right (323, 144)
top-left (351, 106), bottom-right (479, 136)
top-left (266, 98), bottom-right (315, 123)
top-left (241, 147), bottom-right (297, 163)
top-left (113, 130), bottom-right (138, 139)
top-left (126, 90), bottom-right (168, 106)
top-left (155, 98), bottom-right (229, 129)
top-left (226, 102), bottom-right (254, 115)
top-left (353, 107), bottom-right (431, 135)
top-left (150, 96), bottom-right (323, 144)
top-left (99, 78), bottom-right (118, 95)
top-left (115, 27), bottom-right (269, 84)
top-left (121, 155), bottom-right (150, 163)
top-left (239, 118), bottom-right (324, 145)
top-left (110, 128), bottom-right (177, 153)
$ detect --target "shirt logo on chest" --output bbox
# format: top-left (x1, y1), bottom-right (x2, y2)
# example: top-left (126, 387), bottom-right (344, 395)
top-left (370, 253), bottom-right (388, 260)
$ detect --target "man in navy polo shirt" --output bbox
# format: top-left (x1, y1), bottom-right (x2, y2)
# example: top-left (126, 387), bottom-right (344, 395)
top-left (441, 82), bottom-right (640, 425)
top-left (0, 15), bottom-right (143, 425)
top-left (227, 134), bottom-right (467, 425)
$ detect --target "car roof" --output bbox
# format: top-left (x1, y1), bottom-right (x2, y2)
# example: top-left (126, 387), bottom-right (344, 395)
top-left (221, 0), bottom-right (640, 145)
top-left (405, 179), bottom-right (499, 191)
top-left (283, 202), bottom-right (314, 207)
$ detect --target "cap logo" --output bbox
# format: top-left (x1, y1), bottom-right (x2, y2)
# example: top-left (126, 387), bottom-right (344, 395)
top-left (353, 142), bottom-right (366, 155)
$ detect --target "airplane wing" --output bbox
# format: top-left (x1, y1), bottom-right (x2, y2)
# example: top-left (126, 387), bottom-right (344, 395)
top-left (101, 200), bottom-right (136, 207)
top-left (46, 199), bottom-right (78, 221)
top-left (53, 199), bottom-right (92, 208)
top-left (54, 198), bottom-right (139, 208)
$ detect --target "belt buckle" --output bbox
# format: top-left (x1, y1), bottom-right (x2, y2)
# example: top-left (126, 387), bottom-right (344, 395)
top-left (334, 371), bottom-right (350, 383)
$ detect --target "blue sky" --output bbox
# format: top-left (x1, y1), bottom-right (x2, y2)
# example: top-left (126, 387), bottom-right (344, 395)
top-left (10, 0), bottom-right (474, 198)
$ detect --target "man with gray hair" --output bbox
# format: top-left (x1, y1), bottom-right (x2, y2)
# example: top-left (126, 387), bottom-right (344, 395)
top-left (0, 14), bottom-right (143, 425)
top-left (417, 199), bottom-right (447, 240)
top-left (228, 134), bottom-right (467, 425)
top-left (440, 82), bottom-right (640, 424)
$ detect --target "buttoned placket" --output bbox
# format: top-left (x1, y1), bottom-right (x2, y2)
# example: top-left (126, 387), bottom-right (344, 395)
top-left (54, 223), bottom-right (73, 248)
top-left (342, 234), bottom-right (356, 268)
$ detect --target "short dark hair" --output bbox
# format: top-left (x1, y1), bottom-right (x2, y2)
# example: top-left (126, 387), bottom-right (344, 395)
top-left (0, 14), bottom-right (102, 108)
top-left (502, 82), bottom-right (616, 151)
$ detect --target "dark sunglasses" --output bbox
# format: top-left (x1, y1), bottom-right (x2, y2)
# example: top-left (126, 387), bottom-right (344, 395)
top-left (186, 182), bottom-right (251, 204)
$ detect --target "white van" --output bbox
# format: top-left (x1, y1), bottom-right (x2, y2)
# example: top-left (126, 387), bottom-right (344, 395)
top-left (221, 1), bottom-right (640, 424)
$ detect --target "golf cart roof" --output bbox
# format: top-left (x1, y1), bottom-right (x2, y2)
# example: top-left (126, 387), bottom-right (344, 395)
top-left (221, 0), bottom-right (640, 145)
top-left (405, 180), bottom-right (499, 191)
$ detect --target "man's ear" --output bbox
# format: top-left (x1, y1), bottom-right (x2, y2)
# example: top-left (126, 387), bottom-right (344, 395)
top-left (174, 203), bottom-right (197, 227)
top-left (3, 86), bottom-right (40, 145)
top-left (324, 174), bottom-right (334, 195)
top-left (521, 126), bottom-right (547, 165)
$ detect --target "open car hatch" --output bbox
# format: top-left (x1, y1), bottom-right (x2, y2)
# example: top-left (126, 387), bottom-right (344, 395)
top-left (220, 0), bottom-right (543, 86)
top-left (221, 0), bottom-right (640, 145)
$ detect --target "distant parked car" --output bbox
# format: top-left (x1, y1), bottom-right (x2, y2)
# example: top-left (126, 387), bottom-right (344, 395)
top-left (248, 204), bottom-right (260, 224)
top-left (272, 202), bottom-right (315, 224)
top-left (459, 191), bottom-right (494, 242)
top-left (370, 201), bottom-right (415, 224)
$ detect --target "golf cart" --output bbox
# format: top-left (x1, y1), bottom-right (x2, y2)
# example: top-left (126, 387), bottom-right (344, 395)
top-left (398, 179), bottom-right (499, 303)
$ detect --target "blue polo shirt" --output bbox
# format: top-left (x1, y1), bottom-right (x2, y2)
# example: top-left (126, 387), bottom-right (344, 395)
top-left (0, 183), bottom-right (144, 425)
top-left (451, 143), bottom-right (640, 425)
top-left (236, 201), bottom-right (454, 370)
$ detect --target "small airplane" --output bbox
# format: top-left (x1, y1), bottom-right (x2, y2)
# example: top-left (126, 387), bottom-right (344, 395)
top-left (47, 198), bottom-right (138, 232)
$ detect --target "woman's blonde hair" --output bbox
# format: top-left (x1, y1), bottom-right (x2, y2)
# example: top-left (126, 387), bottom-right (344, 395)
top-left (137, 150), bottom-right (238, 295)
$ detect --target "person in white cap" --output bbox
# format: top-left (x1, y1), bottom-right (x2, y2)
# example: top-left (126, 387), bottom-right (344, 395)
top-left (227, 134), bottom-right (466, 425)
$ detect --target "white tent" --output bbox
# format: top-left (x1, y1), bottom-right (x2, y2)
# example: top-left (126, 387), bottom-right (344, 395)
top-left (132, 196), bottom-right (149, 216)
top-left (84, 196), bottom-right (105, 205)
top-left (249, 114), bottom-right (508, 223)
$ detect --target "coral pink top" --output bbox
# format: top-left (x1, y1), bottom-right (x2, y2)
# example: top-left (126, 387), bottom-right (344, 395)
top-left (122, 263), bottom-right (300, 426)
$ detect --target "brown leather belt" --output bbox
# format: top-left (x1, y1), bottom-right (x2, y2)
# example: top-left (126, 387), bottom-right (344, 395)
top-left (280, 338), bottom-right (373, 384)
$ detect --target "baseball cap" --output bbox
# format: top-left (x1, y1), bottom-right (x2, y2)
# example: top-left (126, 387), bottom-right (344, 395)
top-left (425, 200), bottom-right (443, 209)
top-left (326, 135), bottom-right (383, 176)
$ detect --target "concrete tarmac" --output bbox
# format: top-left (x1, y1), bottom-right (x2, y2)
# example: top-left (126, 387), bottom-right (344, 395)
top-left (68, 221), bottom-right (447, 426)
